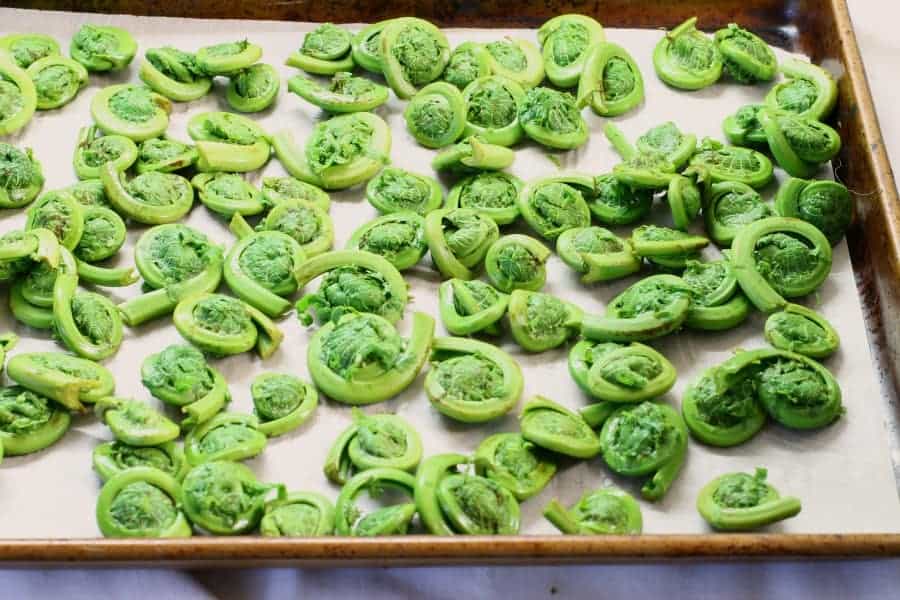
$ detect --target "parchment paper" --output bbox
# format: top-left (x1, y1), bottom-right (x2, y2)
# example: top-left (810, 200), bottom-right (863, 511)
top-left (0, 8), bottom-right (897, 538)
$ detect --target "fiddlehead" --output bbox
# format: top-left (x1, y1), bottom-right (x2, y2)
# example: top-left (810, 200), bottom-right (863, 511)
top-left (603, 123), bottom-right (676, 190)
top-left (577, 41), bottom-right (644, 117)
top-left (764, 303), bottom-right (839, 359)
top-left (484, 234), bottom-right (551, 293)
top-left (95, 467), bottom-right (192, 538)
top-left (70, 24), bottom-right (136, 72)
top-left (765, 58), bottom-right (837, 121)
top-left (346, 212), bottom-right (427, 271)
top-left (96, 396), bottom-right (180, 446)
top-left (92, 441), bottom-right (188, 482)
top-left (192, 172), bottom-right (264, 218)
top-left (425, 336), bottom-right (523, 422)
top-left (226, 63), bottom-right (280, 113)
top-left (173, 293), bottom-right (283, 359)
top-left (774, 178), bottom-right (853, 245)
top-left (73, 126), bottom-right (138, 180)
top-left (6, 351), bottom-right (114, 411)
top-left (223, 226), bottom-right (306, 317)
top-left (437, 278), bottom-right (509, 336)
top-left (589, 174), bottom-right (652, 225)
top-left (323, 409), bottom-right (422, 484)
top-left (518, 174), bottom-right (592, 240)
top-left (307, 311), bottom-right (434, 405)
top-left (474, 433), bottom-right (556, 500)
top-left (538, 14), bottom-right (605, 89)
top-left (293, 249), bottom-right (408, 325)
top-left (424, 208), bottom-right (499, 280)
top-left (581, 274), bottom-right (693, 342)
top-left (507, 289), bottom-right (583, 352)
top-left (518, 86), bottom-right (588, 150)
top-left (731, 216), bottom-right (832, 313)
top-left (599, 401), bottom-right (688, 501)
top-left (0, 34), bottom-right (59, 69)
top-left (287, 72), bottom-right (389, 114)
top-left (757, 108), bottom-right (841, 178)
top-left (519, 396), bottom-right (602, 458)
top-left (27, 55), bottom-right (88, 110)
top-left (251, 373), bottom-right (318, 437)
top-left (404, 81), bottom-right (466, 148)
top-left (102, 163), bottom-right (194, 224)
top-left (261, 176), bottom-right (331, 212)
top-left (543, 488), bottom-right (642, 534)
top-left (0, 385), bottom-right (70, 455)
top-left (636, 122), bottom-right (697, 171)
top-left (366, 167), bottom-right (443, 215)
top-left (260, 492), bottom-right (334, 537)
top-left (181, 460), bottom-right (285, 535)
top-left (697, 468), bottom-right (801, 531)
top-left (703, 181), bottom-right (773, 247)
top-left (184, 412), bottom-right (268, 465)
top-left (653, 17), bottom-right (722, 90)
top-left (254, 199), bottom-right (334, 258)
top-left (380, 18), bottom-right (450, 100)
top-left (682, 259), bottom-right (752, 331)
top-left (25, 190), bottom-right (84, 250)
top-left (74, 205), bottom-right (126, 263)
top-left (135, 136), bottom-right (198, 174)
top-left (432, 136), bottom-right (515, 174)
top-left (141, 344), bottom-right (229, 430)
top-left (0, 53), bottom-right (36, 135)
top-left (443, 42), bottom-right (491, 90)
top-left (90, 84), bottom-right (171, 142)
top-left (351, 18), bottom-right (404, 74)
top-left (723, 104), bottom-right (768, 148)
top-left (485, 37), bottom-right (544, 89)
top-left (461, 75), bottom-right (525, 146)
top-left (65, 178), bottom-right (108, 207)
top-left (685, 138), bottom-right (774, 189)
top-left (630, 224), bottom-right (709, 271)
top-left (666, 174), bottom-right (702, 231)
top-left (415, 453), bottom-right (521, 535)
top-left (0, 143), bottom-right (43, 209)
top-left (186, 111), bottom-right (270, 173)
top-left (713, 24), bottom-right (777, 84)
top-left (195, 40), bottom-right (262, 76)
top-left (335, 468), bottom-right (418, 536)
top-left (139, 47), bottom-right (210, 102)
top-left (556, 226), bottom-right (641, 283)
top-left (286, 23), bottom-right (354, 75)
top-left (569, 340), bottom-right (676, 403)
top-left (0, 228), bottom-right (60, 285)
top-left (272, 112), bottom-right (391, 190)
top-left (446, 170), bottom-right (522, 226)
top-left (121, 224), bottom-right (223, 326)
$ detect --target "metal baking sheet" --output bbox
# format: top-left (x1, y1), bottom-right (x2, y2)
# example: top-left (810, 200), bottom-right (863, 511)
top-left (0, 7), bottom-right (898, 542)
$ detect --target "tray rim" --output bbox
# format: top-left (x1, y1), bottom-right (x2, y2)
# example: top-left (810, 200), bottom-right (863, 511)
top-left (2, 0), bottom-right (900, 565)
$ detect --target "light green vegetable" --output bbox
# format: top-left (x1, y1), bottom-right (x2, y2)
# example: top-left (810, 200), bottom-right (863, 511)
top-left (774, 177), bottom-right (852, 245)
top-left (0, 143), bottom-right (43, 208)
top-left (25, 190), bottom-right (84, 252)
top-left (351, 18), bottom-right (405, 74)
top-left (404, 81), bottom-right (466, 148)
top-left (261, 176), bottom-right (331, 212)
top-left (226, 63), bottom-right (280, 113)
top-left (366, 167), bottom-right (443, 215)
top-left (95, 467), bottom-right (192, 538)
top-left (91, 84), bottom-right (171, 141)
top-left (335, 468), bottom-right (418, 536)
top-left (461, 75), bottom-right (525, 146)
top-left (508, 289), bottom-right (583, 352)
top-left (424, 208), bottom-right (499, 280)
top-left (446, 171), bottom-right (522, 225)
top-left (252, 373), bottom-right (318, 438)
top-left (653, 17), bottom-right (722, 90)
top-left (0, 53), bottom-right (37, 135)
top-left (557, 226), bottom-right (641, 283)
top-left (286, 24), bottom-right (354, 75)
top-left (6, 351), bottom-right (114, 411)
top-left (589, 173), bottom-right (653, 225)
top-left (519, 395), bottom-right (601, 458)
top-left (443, 42), bottom-right (491, 90)
top-left (380, 18), bottom-right (450, 99)
top-left (636, 122), bottom-right (697, 171)
top-left (757, 108), bottom-right (841, 178)
top-left (764, 303), bottom-right (840, 359)
top-left (323, 409), bottom-right (422, 484)
top-left (287, 72), bottom-right (388, 113)
top-left (577, 41), bottom-right (644, 117)
top-left (603, 122), bottom-right (676, 190)
top-left (685, 137), bottom-right (774, 189)
top-left (704, 181), bottom-right (773, 247)
top-left (173, 292), bottom-right (283, 359)
top-left (184, 412), bottom-right (267, 465)
top-left (437, 278), bottom-right (509, 336)
top-left (0, 33), bottom-right (59, 68)
top-left (765, 58), bottom-right (837, 121)
top-left (192, 172), bottom-right (264, 218)
top-left (96, 396), bottom-right (180, 446)
top-left (195, 40), bottom-right (262, 76)
top-left (723, 104), bottom-right (768, 147)
top-left (346, 212), bottom-right (426, 271)
top-left (73, 125), bottom-right (139, 180)
top-left (102, 163), bottom-right (194, 224)
top-left (683, 259), bottom-right (752, 331)
top-left (714, 23), bottom-right (776, 84)
top-left (697, 468), bottom-right (801, 531)
top-left (544, 488), bottom-right (642, 534)
top-left (569, 340), bottom-right (676, 403)
top-left (484, 234), bottom-right (550, 293)
top-left (139, 47), bottom-right (211, 102)
top-left (70, 25), bottom-right (136, 72)
top-left (187, 111), bottom-right (271, 173)
top-left (27, 55), bottom-right (88, 110)
top-left (0, 385), bottom-right (70, 455)
top-left (538, 14), bottom-right (605, 88)
top-left (485, 37), bottom-right (544, 89)
top-left (518, 173), bottom-right (592, 240)
top-left (92, 440), bottom-right (188, 483)
top-left (260, 491), bottom-right (335, 537)
top-left (518, 86), bottom-right (588, 149)
top-left (135, 136), bottom-right (198, 174)
top-left (248, 199), bottom-right (333, 258)
top-left (432, 136), bottom-right (515, 173)
top-left (474, 433), bottom-right (556, 501)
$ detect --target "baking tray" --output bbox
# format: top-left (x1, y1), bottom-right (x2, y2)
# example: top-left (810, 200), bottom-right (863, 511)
top-left (0, 0), bottom-right (899, 565)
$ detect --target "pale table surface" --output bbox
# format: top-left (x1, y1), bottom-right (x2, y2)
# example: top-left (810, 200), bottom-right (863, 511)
top-left (2, 1), bottom-right (900, 597)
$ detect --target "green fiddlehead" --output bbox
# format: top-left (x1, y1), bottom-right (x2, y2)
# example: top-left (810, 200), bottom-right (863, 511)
top-left (666, 174), bottom-right (702, 231)
top-left (74, 205), bottom-right (126, 263)
top-left (261, 176), bottom-right (331, 212)
top-left (518, 174), bottom-right (592, 241)
top-left (102, 163), bottom-right (194, 224)
top-left (485, 37), bottom-right (544, 89)
top-left (603, 123), bottom-right (676, 190)
top-left (636, 122), bottom-right (697, 171)
top-left (173, 292), bottom-right (283, 358)
top-left (765, 58), bottom-right (837, 121)
top-left (96, 396), bottom-right (180, 446)
top-left (0, 385), bottom-right (70, 455)
top-left (187, 111), bottom-right (271, 173)
top-left (446, 170), bottom-right (522, 226)
top-left (432, 136), bottom-right (515, 174)
top-left (569, 340), bottom-right (676, 403)
top-left (307, 311), bottom-right (434, 405)
top-left (556, 226), bottom-right (641, 283)
top-left (474, 433), bottom-right (556, 501)
top-left (713, 24), bottom-right (776, 84)
top-left (0, 33), bottom-right (59, 68)
top-left (0, 143), bottom-right (43, 208)
top-left (27, 55), bottom-right (88, 110)
top-left (0, 228), bottom-right (60, 285)
top-left (519, 395), bottom-right (602, 458)
top-left (139, 46), bottom-right (211, 102)
top-left (351, 18), bottom-right (405, 74)
top-left (425, 336), bottom-right (523, 422)
top-left (6, 351), bottom-right (114, 411)
top-left (90, 84), bottom-right (171, 142)
top-left (682, 259), bottom-right (752, 331)
top-left (577, 41), bottom-right (644, 117)
top-left (461, 75), bottom-right (525, 146)
top-left (723, 104), bottom-right (768, 148)
top-left (538, 14), bottom-right (605, 88)
top-left (287, 72), bottom-right (389, 114)
top-left (192, 172), bottom-right (264, 218)
top-left (437, 278), bottom-right (509, 336)
top-left (251, 373), bottom-right (318, 437)
top-left (195, 40), bottom-right (262, 76)
top-left (703, 181), bottom-right (773, 247)
top-left (764, 303), bottom-right (840, 359)
top-left (507, 289), bottom-right (583, 352)
top-left (757, 108), bottom-right (841, 178)
top-left (518, 86), bottom-right (588, 150)
top-left (141, 344), bottom-right (230, 430)
top-left (653, 17), bottom-right (722, 90)
top-left (65, 178), bottom-right (108, 207)
top-left (346, 212), bottom-right (427, 271)
top-left (543, 488), bottom-right (642, 534)
top-left (685, 137), bottom-right (774, 189)
top-left (588, 174), bottom-right (652, 225)
top-left (0, 53), bottom-right (36, 135)
top-left (294, 249), bottom-right (408, 325)
top-left (404, 81), bottom-right (466, 148)
top-left (366, 167), bottom-right (443, 215)
top-left (380, 18), bottom-right (450, 100)
top-left (287, 24), bottom-right (354, 75)
top-left (181, 460), bottom-right (285, 535)
top-left (443, 42), bottom-right (491, 90)
top-left (25, 190), bottom-right (83, 252)
top-left (135, 136), bottom-right (198, 174)
top-left (774, 177), bottom-right (853, 245)
top-left (697, 468), bottom-right (801, 531)
top-left (323, 409), bottom-right (422, 484)
top-left (95, 467), bottom-right (192, 538)
top-left (424, 208), bottom-right (499, 280)
top-left (484, 234), bottom-right (551, 293)
top-left (70, 24), bottom-right (136, 72)
top-left (731, 216), bottom-right (832, 313)
top-left (226, 63), bottom-right (280, 113)
top-left (73, 126), bottom-right (138, 181)
top-left (184, 412), bottom-right (267, 465)
top-left (335, 468), bottom-right (418, 536)
top-left (252, 199), bottom-right (333, 258)
top-left (93, 440), bottom-right (188, 482)
top-left (631, 224), bottom-right (709, 271)
top-left (260, 491), bottom-right (335, 537)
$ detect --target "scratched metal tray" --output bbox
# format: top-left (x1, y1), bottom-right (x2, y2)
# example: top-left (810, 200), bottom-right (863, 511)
top-left (1, 0), bottom-right (899, 565)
